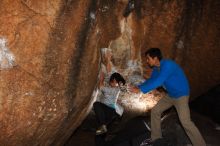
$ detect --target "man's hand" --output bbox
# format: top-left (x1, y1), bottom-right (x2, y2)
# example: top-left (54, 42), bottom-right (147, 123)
top-left (128, 85), bottom-right (140, 93)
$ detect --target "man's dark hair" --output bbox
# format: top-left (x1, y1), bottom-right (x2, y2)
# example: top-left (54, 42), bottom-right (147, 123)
top-left (110, 72), bottom-right (126, 85)
top-left (145, 48), bottom-right (163, 61)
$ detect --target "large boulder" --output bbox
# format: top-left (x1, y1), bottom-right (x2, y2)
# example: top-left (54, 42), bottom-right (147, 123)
top-left (0, 0), bottom-right (219, 145)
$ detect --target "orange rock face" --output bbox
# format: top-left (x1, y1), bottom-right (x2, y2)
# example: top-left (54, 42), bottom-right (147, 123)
top-left (0, 0), bottom-right (219, 145)
top-left (0, 0), bottom-right (99, 145)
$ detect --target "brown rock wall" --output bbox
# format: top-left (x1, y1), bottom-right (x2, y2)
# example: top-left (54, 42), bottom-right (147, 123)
top-left (0, 0), bottom-right (63, 145)
top-left (182, 0), bottom-right (220, 97)
top-left (0, 0), bottom-right (219, 145)
top-left (0, 0), bottom-right (100, 146)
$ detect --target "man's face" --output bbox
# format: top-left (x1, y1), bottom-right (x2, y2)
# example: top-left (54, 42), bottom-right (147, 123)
top-left (146, 54), bottom-right (157, 67)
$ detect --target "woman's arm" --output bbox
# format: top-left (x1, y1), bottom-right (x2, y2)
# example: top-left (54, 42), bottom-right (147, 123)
top-left (98, 71), bottom-right (105, 88)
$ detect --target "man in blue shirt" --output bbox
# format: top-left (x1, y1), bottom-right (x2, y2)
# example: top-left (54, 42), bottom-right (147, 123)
top-left (130, 48), bottom-right (206, 146)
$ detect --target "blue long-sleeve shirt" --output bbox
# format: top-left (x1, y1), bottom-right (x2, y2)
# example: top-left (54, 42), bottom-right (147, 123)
top-left (138, 59), bottom-right (190, 98)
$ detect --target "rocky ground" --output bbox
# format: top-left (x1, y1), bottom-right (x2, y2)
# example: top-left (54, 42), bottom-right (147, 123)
top-left (64, 109), bottom-right (220, 146)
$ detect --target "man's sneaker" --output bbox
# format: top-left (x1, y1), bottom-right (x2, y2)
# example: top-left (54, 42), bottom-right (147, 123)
top-left (140, 138), bottom-right (153, 146)
top-left (96, 125), bottom-right (107, 135)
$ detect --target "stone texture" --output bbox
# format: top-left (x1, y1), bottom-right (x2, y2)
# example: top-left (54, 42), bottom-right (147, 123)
top-left (0, 0), bottom-right (99, 146)
top-left (0, 0), bottom-right (220, 146)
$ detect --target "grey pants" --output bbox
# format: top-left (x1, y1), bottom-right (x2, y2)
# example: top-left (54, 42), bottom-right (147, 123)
top-left (151, 96), bottom-right (206, 146)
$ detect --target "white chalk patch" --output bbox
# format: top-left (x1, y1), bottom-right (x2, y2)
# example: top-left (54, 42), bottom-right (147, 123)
top-left (177, 40), bottom-right (184, 49)
top-left (126, 60), bottom-right (144, 85)
top-left (0, 37), bottom-right (15, 70)
top-left (90, 12), bottom-right (96, 20)
top-left (127, 60), bottom-right (142, 73)
top-left (99, 6), bottom-right (109, 12)
top-left (101, 47), bottom-right (112, 54)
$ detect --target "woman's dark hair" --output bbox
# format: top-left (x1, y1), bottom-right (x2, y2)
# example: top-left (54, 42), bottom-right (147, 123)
top-left (109, 72), bottom-right (126, 85)
top-left (145, 48), bottom-right (163, 61)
